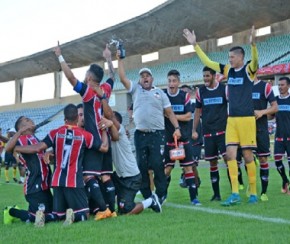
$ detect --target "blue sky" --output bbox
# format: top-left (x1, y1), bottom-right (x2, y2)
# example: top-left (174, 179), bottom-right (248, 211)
top-left (0, 0), bottom-right (166, 106)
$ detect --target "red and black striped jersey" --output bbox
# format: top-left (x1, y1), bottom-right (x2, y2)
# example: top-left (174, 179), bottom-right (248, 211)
top-left (17, 134), bottom-right (51, 195)
top-left (74, 78), bottom-right (113, 145)
top-left (43, 125), bottom-right (98, 188)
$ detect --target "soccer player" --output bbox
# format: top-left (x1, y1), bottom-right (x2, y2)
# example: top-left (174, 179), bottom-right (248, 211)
top-left (110, 111), bottom-right (162, 214)
top-left (193, 66), bottom-right (228, 201)
top-left (4, 116), bottom-right (54, 227)
top-left (53, 43), bottom-right (114, 220)
top-left (272, 77), bottom-right (290, 194)
top-left (252, 74), bottom-right (278, 200)
top-left (14, 104), bottom-right (109, 226)
top-left (184, 26), bottom-right (259, 205)
top-left (163, 70), bottom-right (200, 205)
top-left (117, 50), bottom-right (181, 205)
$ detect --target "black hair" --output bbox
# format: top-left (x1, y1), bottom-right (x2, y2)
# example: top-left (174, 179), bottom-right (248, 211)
top-left (279, 76), bottom-right (290, 85)
top-left (76, 103), bottom-right (83, 109)
top-left (229, 46), bottom-right (245, 57)
top-left (64, 104), bottom-right (78, 122)
top-left (167, 69), bottom-right (180, 78)
top-left (113, 111), bottom-right (123, 124)
top-left (14, 116), bottom-right (25, 132)
top-left (202, 66), bottom-right (216, 75)
top-left (88, 64), bottom-right (104, 83)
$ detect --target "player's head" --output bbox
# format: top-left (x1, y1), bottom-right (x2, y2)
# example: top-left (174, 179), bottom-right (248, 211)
top-left (278, 76), bottom-right (290, 96)
top-left (229, 46), bottom-right (245, 69)
top-left (64, 104), bottom-right (78, 124)
top-left (113, 111), bottom-right (123, 124)
top-left (202, 66), bottom-right (216, 87)
top-left (76, 103), bottom-right (84, 128)
top-left (14, 116), bottom-right (35, 134)
top-left (85, 64), bottom-right (104, 85)
top-left (139, 68), bottom-right (154, 90)
top-left (167, 69), bottom-right (180, 95)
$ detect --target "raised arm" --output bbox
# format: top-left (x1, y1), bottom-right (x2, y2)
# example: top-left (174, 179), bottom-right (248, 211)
top-left (117, 50), bottom-right (131, 90)
top-left (247, 26), bottom-right (259, 78)
top-left (183, 29), bottom-right (222, 73)
top-left (14, 142), bottom-right (48, 154)
top-left (53, 42), bottom-right (78, 87)
top-left (103, 44), bottom-right (115, 81)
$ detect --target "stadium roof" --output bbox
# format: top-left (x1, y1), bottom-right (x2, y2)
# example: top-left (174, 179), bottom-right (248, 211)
top-left (0, 0), bottom-right (289, 83)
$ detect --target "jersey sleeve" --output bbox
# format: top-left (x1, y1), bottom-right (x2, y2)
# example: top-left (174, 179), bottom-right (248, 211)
top-left (246, 45), bottom-right (258, 79)
top-left (265, 83), bottom-right (276, 103)
top-left (161, 89), bottom-right (171, 108)
top-left (195, 88), bottom-right (202, 108)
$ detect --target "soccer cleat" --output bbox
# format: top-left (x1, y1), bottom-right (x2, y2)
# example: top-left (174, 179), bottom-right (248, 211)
top-left (260, 193), bottom-right (269, 201)
top-left (13, 178), bottom-right (18, 183)
top-left (3, 206), bottom-right (14, 225)
top-left (34, 210), bottom-right (45, 227)
top-left (239, 184), bottom-right (244, 190)
top-left (158, 195), bottom-right (167, 206)
top-left (95, 208), bottom-right (112, 221)
top-left (210, 195), bottom-right (221, 201)
top-left (150, 193), bottom-right (162, 213)
top-left (191, 199), bottom-right (202, 206)
top-left (221, 193), bottom-right (241, 206)
top-left (63, 208), bottom-right (74, 226)
top-left (248, 195), bottom-right (258, 204)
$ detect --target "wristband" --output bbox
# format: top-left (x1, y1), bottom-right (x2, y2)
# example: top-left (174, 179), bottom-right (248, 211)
top-left (58, 55), bottom-right (65, 63)
top-left (175, 126), bottom-right (180, 130)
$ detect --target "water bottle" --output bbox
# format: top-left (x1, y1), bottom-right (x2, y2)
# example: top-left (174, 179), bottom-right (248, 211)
top-left (117, 42), bottom-right (126, 59)
top-left (38, 203), bottom-right (45, 212)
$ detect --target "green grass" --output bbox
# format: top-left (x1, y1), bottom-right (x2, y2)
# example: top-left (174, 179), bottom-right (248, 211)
top-left (1, 161), bottom-right (290, 244)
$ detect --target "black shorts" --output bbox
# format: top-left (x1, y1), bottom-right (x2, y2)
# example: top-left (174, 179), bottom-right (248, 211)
top-left (274, 139), bottom-right (290, 158)
top-left (112, 172), bottom-right (141, 215)
top-left (25, 189), bottom-right (53, 214)
top-left (52, 187), bottom-right (89, 218)
top-left (83, 148), bottom-right (104, 176)
top-left (165, 141), bottom-right (194, 168)
top-left (204, 134), bottom-right (226, 161)
top-left (101, 147), bottom-right (113, 175)
top-left (256, 130), bottom-right (270, 157)
top-left (4, 153), bottom-right (16, 167)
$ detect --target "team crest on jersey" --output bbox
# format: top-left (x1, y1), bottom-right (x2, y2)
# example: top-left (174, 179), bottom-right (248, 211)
top-left (154, 92), bottom-right (161, 99)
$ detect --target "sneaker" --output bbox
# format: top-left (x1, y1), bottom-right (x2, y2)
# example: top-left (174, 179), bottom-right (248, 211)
top-left (281, 182), bottom-right (289, 194)
top-left (239, 184), bottom-right (244, 190)
top-left (95, 208), bottom-right (112, 221)
top-left (13, 178), bottom-right (18, 183)
top-left (221, 193), bottom-right (241, 206)
top-left (248, 195), bottom-right (258, 204)
top-left (191, 199), bottom-right (202, 206)
top-left (3, 206), bottom-right (14, 225)
top-left (34, 210), bottom-right (45, 227)
top-left (150, 193), bottom-right (162, 213)
top-left (260, 193), bottom-right (268, 201)
top-left (63, 208), bottom-right (74, 226)
top-left (210, 195), bottom-right (221, 201)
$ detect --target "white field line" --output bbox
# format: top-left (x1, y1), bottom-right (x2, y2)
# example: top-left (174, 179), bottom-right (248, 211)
top-left (165, 202), bottom-right (290, 225)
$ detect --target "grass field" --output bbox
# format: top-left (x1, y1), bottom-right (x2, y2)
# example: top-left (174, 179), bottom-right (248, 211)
top-left (1, 161), bottom-right (290, 244)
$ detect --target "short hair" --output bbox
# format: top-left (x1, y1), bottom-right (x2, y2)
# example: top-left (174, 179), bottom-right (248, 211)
top-left (202, 66), bottom-right (216, 75)
top-left (167, 69), bottom-right (180, 79)
top-left (279, 76), bottom-right (290, 85)
top-left (15, 116), bottom-right (25, 132)
top-left (88, 64), bottom-right (104, 83)
top-left (76, 103), bottom-right (83, 109)
top-left (64, 104), bottom-right (78, 122)
top-left (229, 46), bottom-right (245, 57)
top-left (113, 111), bottom-right (123, 124)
